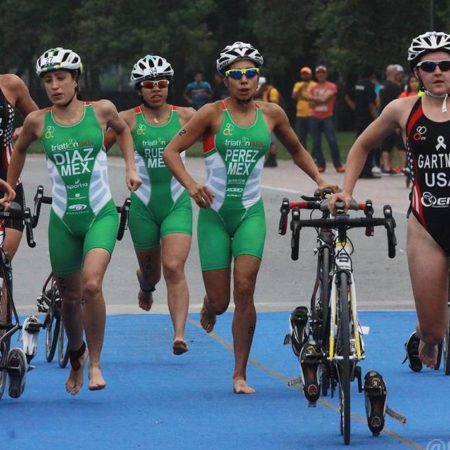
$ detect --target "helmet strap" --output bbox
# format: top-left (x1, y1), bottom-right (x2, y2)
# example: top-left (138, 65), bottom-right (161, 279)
top-left (424, 90), bottom-right (448, 113)
top-left (60, 91), bottom-right (78, 108)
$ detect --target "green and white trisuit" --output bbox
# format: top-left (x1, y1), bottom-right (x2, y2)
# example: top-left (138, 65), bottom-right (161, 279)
top-left (128, 105), bottom-right (192, 249)
top-left (199, 100), bottom-right (271, 271)
top-left (41, 102), bottom-right (118, 275)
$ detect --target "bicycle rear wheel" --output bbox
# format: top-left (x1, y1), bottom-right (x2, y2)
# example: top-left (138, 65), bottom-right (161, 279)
top-left (319, 246), bottom-right (331, 396)
top-left (58, 319), bottom-right (69, 368)
top-left (0, 278), bottom-right (11, 400)
top-left (444, 301), bottom-right (450, 375)
top-left (45, 286), bottom-right (60, 362)
top-left (337, 272), bottom-right (351, 445)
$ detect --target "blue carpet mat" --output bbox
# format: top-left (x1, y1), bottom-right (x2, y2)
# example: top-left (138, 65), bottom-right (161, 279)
top-left (1, 311), bottom-right (448, 449)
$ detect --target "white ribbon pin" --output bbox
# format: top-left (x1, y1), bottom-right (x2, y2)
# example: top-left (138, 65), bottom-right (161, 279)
top-left (436, 136), bottom-right (446, 151)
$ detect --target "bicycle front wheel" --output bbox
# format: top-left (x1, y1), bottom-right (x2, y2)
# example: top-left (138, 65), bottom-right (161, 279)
top-left (45, 309), bottom-right (59, 362)
top-left (337, 271), bottom-right (351, 445)
top-left (444, 301), bottom-right (450, 375)
top-left (0, 280), bottom-right (11, 400)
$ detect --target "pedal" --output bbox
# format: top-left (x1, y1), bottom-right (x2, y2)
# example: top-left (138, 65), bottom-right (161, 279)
top-left (21, 315), bottom-right (41, 362)
top-left (7, 348), bottom-right (27, 399)
top-left (283, 334), bottom-right (291, 345)
top-left (363, 370), bottom-right (387, 435)
top-left (287, 376), bottom-right (303, 387)
top-left (36, 295), bottom-right (49, 313)
top-left (289, 306), bottom-right (309, 356)
top-left (300, 342), bottom-right (322, 404)
top-left (386, 405), bottom-right (407, 424)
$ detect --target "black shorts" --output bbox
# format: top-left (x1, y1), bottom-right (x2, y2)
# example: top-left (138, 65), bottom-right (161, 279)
top-left (380, 132), bottom-right (404, 152)
top-left (1, 183), bottom-right (25, 232)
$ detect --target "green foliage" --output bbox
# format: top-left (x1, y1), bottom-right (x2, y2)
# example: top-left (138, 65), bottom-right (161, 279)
top-left (0, 0), bottom-right (447, 105)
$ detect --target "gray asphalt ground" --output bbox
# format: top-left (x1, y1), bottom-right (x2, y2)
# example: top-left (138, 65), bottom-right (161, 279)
top-left (14, 155), bottom-right (414, 315)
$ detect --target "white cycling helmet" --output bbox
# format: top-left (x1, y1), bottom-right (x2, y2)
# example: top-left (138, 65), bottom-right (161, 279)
top-left (408, 31), bottom-right (450, 67)
top-left (130, 55), bottom-right (174, 88)
top-left (216, 41), bottom-right (264, 74)
top-left (36, 47), bottom-right (82, 77)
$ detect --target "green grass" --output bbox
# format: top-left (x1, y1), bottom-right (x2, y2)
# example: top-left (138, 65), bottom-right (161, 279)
top-left (27, 131), bottom-right (359, 162)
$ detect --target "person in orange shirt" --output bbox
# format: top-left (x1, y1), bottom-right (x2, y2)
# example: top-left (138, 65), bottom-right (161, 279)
top-left (308, 65), bottom-right (344, 173)
top-left (292, 66), bottom-right (316, 148)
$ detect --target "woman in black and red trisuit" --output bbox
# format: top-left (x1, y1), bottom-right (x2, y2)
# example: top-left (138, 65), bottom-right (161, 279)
top-left (329, 31), bottom-right (450, 371)
top-left (0, 73), bottom-right (37, 258)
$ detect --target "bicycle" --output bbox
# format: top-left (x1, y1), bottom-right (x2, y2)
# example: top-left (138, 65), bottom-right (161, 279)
top-left (30, 185), bottom-right (131, 368)
top-left (279, 193), bottom-right (404, 444)
top-left (0, 202), bottom-right (40, 400)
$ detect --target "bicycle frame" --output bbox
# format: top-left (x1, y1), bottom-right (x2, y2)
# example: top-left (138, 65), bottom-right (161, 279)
top-left (329, 239), bottom-right (364, 365)
top-left (279, 194), bottom-right (397, 443)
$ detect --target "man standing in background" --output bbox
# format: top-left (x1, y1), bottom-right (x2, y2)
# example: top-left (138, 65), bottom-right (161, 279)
top-left (183, 72), bottom-right (212, 110)
top-left (308, 65), bottom-right (345, 173)
top-left (344, 66), bottom-right (380, 178)
top-left (292, 66), bottom-right (316, 148)
top-left (378, 64), bottom-right (404, 174)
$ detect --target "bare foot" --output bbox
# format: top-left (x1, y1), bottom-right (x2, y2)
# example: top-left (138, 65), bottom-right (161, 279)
top-left (65, 347), bottom-right (88, 395)
top-left (136, 270), bottom-right (154, 311)
top-left (419, 340), bottom-right (438, 368)
top-left (200, 301), bottom-right (216, 333)
top-left (233, 378), bottom-right (256, 394)
top-left (173, 339), bottom-right (189, 355)
top-left (89, 365), bottom-right (106, 391)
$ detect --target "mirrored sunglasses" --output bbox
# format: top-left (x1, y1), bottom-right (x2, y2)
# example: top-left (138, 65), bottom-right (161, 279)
top-left (224, 67), bottom-right (260, 80)
top-left (140, 79), bottom-right (170, 89)
top-left (416, 60), bottom-right (450, 73)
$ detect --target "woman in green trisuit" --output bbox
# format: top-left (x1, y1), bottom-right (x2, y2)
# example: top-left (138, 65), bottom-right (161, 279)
top-left (107, 55), bottom-right (195, 355)
top-left (164, 42), bottom-right (338, 394)
top-left (7, 47), bottom-right (141, 396)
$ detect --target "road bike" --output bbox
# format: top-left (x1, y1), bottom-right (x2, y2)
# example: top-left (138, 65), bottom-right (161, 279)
top-left (31, 185), bottom-right (131, 368)
top-left (279, 193), bottom-right (405, 444)
top-left (0, 202), bottom-right (40, 399)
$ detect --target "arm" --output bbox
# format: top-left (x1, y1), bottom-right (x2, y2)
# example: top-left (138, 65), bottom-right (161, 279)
top-left (7, 112), bottom-right (41, 189)
top-left (7, 75), bottom-right (39, 140)
top-left (14, 77), bottom-right (39, 117)
top-left (96, 100), bottom-right (141, 191)
top-left (328, 99), bottom-right (404, 211)
top-left (291, 83), bottom-right (301, 100)
top-left (344, 94), bottom-right (355, 111)
top-left (163, 104), bottom-right (215, 207)
top-left (104, 110), bottom-right (134, 152)
top-left (313, 89), bottom-right (336, 104)
top-left (0, 179), bottom-right (15, 204)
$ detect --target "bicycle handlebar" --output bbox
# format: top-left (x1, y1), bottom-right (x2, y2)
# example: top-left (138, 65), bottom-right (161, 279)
top-left (0, 202), bottom-right (36, 248)
top-left (279, 195), bottom-right (396, 260)
top-left (32, 185), bottom-right (131, 241)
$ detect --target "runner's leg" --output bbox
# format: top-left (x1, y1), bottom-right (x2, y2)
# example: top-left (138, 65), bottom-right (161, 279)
top-left (161, 233), bottom-right (191, 348)
top-left (407, 216), bottom-right (449, 367)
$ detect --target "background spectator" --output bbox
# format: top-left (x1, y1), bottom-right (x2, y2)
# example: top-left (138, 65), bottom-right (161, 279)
top-left (378, 64), bottom-right (404, 174)
top-left (308, 65), bottom-right (344, 173)
top-left (256, 76), bottom-right (282, 168)
top-left (291, 66), bottom-right (316, 148)
top-left (183, 72), bottom-right (212, 110)
top-left (344, 66), bottom-right (380, 178)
